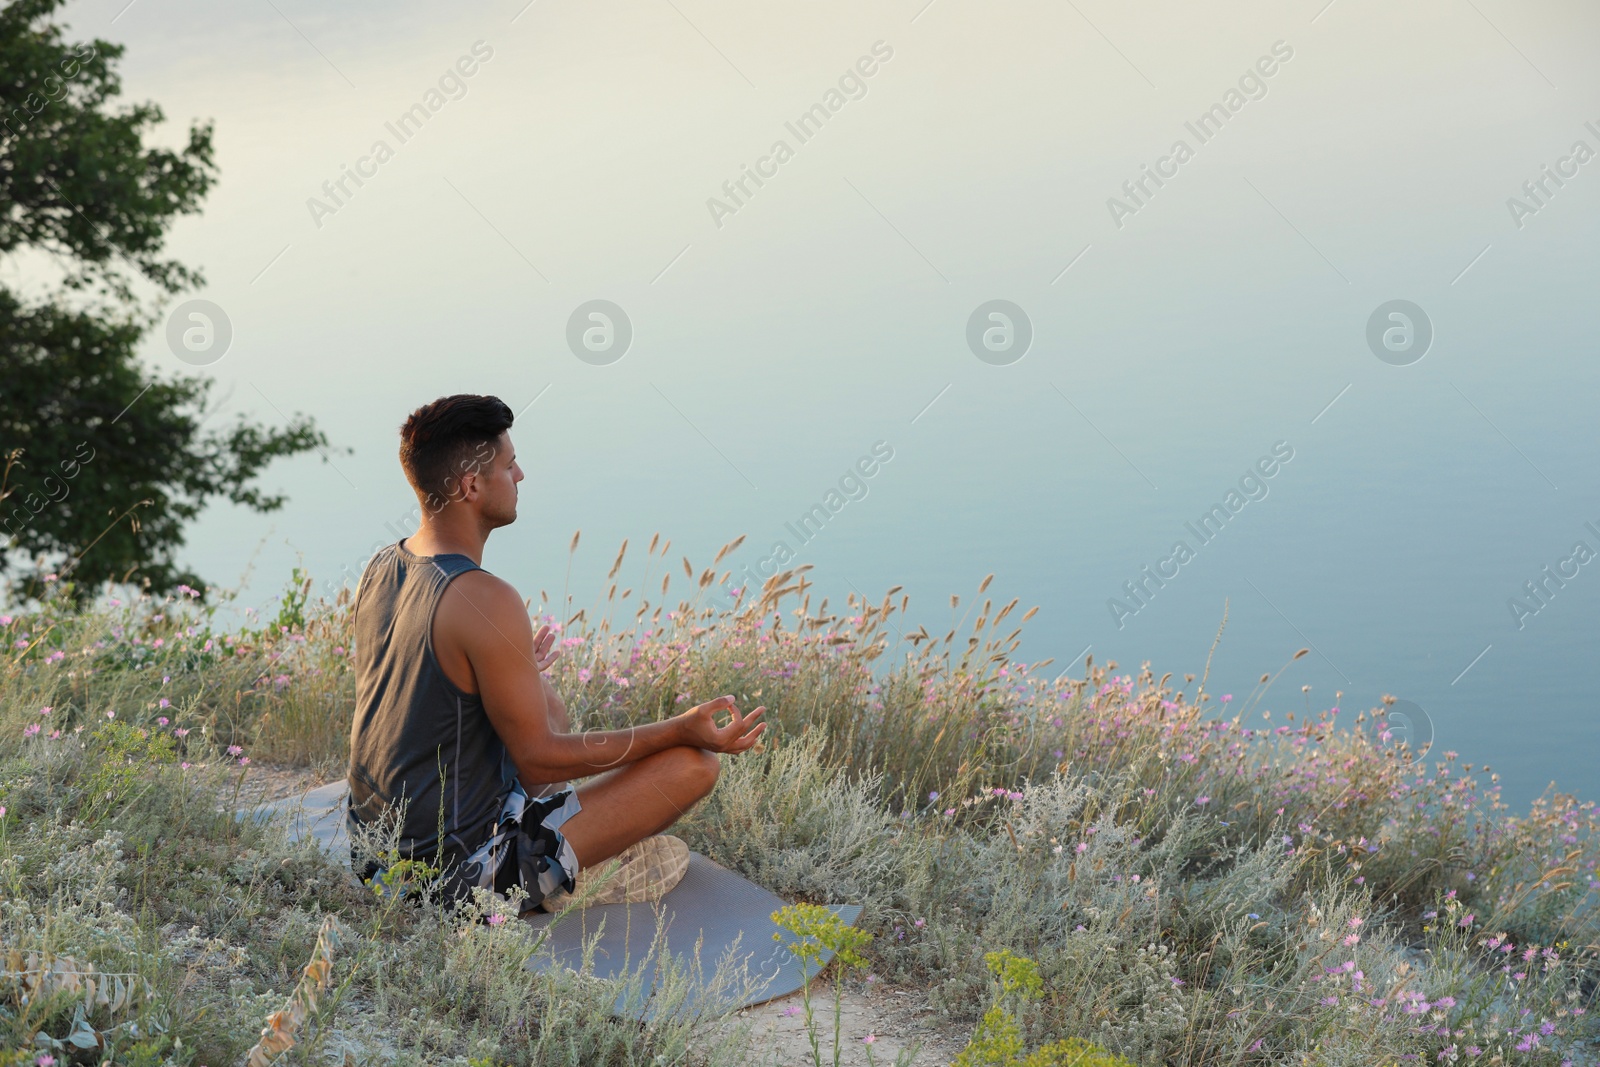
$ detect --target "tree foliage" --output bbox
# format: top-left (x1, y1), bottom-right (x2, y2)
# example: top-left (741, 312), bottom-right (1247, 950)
top-left (0, 0), bottom-right (330, 602)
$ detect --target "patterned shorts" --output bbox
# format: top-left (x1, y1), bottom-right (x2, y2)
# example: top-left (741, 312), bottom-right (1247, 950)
top-left (441, 783), bottom-right (584, 913)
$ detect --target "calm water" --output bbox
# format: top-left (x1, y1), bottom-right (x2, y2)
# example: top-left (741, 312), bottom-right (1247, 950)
top-left (46, 0), bottom-right (1600, 808)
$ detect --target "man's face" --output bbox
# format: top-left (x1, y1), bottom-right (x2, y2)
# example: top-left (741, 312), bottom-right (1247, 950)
top-left (475, 430), bottom-right (523, 527)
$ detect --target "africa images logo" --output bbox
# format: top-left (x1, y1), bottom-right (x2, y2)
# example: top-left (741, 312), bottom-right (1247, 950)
top-left (1106, 40), bottom-right (1294, 229)
top-left (1108, 441), bottom-right (1294, 629)
top-left (726, 441), bottom-right (895, 596)
top-left (305, 41), bottom-right (495, 229)
top-left (705, 41), bottom-right (894, 229)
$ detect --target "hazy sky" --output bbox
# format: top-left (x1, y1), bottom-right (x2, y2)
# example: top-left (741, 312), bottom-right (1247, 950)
top-left (23, 0), bottom-right (1600, 804)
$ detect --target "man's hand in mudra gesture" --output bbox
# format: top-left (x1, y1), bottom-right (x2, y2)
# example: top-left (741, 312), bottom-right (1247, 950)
top-left (675, 693), bottom-right (766, 754)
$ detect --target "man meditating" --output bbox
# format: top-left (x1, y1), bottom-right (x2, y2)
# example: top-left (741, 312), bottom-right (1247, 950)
top-left (347, 394), bottom-right (766, 914)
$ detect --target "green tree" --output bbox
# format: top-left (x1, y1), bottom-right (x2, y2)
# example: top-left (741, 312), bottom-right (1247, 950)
top-left (0, 0), bottom-right (330, 602)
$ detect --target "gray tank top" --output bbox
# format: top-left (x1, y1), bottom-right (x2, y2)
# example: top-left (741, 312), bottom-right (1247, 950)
top-left (346, 541), bottom-right (516, 860)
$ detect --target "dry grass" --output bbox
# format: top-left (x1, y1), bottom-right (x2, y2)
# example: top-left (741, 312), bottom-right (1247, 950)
top-left (2, 536), bottom-right (1598, 1064)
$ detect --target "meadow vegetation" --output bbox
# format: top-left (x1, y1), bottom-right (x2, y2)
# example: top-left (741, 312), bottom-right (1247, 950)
top-left (2, 532), bottom-right (1598, 1065)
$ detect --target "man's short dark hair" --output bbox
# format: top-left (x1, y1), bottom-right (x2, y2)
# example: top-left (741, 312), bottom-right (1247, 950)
top-left (399, 394), bottom-right (514, 508)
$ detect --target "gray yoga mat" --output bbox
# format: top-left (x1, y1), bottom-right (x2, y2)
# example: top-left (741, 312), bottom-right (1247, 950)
top-left (524, 852), bottom-right (863, 1019)
top-left (246, 782), bottom-right (864, 1018)
top-left (246, 780), bottom-right (352, 856)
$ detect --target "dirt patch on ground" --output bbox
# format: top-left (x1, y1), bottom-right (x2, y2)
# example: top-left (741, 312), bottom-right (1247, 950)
top-left (730, 981), bottom-right (968, 1066)
top-left (226, 760), bottom-right (336, 809)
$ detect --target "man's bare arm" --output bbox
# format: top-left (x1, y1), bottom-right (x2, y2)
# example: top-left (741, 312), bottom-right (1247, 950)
top-left (441, 572), bottom-right (764, 782)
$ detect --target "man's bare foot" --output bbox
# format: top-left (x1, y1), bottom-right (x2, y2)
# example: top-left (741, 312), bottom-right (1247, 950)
top-left (540, 834), bottom-right (690, 912)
